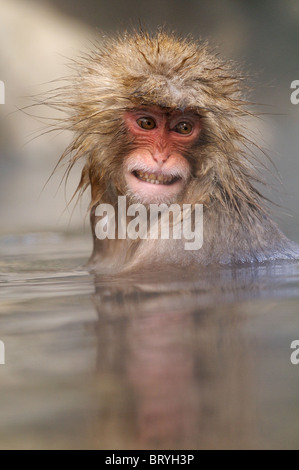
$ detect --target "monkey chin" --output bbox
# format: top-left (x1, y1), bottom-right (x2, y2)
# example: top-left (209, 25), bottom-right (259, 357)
top-left (125, 170), bottom-right (186, 205)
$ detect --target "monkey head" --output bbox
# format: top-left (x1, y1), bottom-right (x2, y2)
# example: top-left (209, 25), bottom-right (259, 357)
top-left (56, 30), bottom-right (250, 211)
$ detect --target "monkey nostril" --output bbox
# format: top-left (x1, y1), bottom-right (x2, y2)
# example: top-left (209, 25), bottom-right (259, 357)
top-left (152, 152), bottom-right (170, 164)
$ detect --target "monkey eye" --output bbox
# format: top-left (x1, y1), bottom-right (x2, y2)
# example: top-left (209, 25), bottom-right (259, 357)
top-left (173, 121), bottom-right (193, 135)
top-left (136, 117), bottom-right (156, 130)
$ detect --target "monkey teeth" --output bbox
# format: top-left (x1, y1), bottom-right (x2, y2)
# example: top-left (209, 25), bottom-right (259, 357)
top-left (133, 170), bottom-right (178, 185)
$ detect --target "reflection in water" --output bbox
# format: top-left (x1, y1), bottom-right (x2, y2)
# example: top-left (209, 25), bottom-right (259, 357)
top-left (91, 261), bottom-right (299, 449)
top-left (0, 234), bottom-right (299, 449)
top-left (93, 283), bottom-right (256, 449)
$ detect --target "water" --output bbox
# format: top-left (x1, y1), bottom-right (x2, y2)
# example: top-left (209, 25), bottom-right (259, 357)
top-left (0, 232), bottom-right (299, 449)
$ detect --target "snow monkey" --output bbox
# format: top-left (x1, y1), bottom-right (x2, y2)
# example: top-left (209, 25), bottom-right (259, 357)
top-left (49, 30), bottom-right (298, 273)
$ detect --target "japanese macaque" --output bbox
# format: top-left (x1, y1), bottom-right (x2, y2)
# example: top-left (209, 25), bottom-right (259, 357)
top-left (50, 30), bottom-right (298, 273)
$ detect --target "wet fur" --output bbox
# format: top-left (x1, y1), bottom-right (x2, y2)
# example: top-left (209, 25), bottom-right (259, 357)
top-left (45, 30), bottom-right (299, 272)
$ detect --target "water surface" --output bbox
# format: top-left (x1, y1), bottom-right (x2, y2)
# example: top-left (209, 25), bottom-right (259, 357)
top-left (0, 232), bottom-right (299, 449)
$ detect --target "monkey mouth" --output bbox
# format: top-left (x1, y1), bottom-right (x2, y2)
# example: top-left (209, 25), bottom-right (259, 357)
top-left (125, 165), bottom-right (188, 204)
top-left (132, 170), bottom-right (180, 185)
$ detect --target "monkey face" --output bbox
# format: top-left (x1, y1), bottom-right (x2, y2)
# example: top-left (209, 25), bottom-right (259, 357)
top-left (122, 107), bottom-right (202, 204)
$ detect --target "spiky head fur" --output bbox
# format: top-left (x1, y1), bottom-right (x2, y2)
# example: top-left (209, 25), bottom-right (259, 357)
top-left (48, 31), bottom-right (261, 210)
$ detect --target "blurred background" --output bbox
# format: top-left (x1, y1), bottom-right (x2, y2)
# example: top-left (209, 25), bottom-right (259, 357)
top-left (0, 0), bottom-right (299, 239)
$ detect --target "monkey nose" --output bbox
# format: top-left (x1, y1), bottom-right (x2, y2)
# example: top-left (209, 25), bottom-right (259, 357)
top-left (152, 151), bottom-right (170, 164)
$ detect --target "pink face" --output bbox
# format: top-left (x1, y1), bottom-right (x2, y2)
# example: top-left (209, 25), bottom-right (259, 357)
top-left (123, 107), bottom-right (202, 204)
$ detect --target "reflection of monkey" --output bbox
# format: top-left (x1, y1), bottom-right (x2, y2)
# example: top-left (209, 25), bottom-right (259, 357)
top-left (50, 30), bottom-right (298, 272)
top-left (84, 260), bottom-right (299, 449)
top-left (91, 271), bottom-right (259, 449)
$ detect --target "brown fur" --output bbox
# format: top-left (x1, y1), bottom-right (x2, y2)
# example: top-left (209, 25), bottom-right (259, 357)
top-left (45, 30), bottom-right (298, 272)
